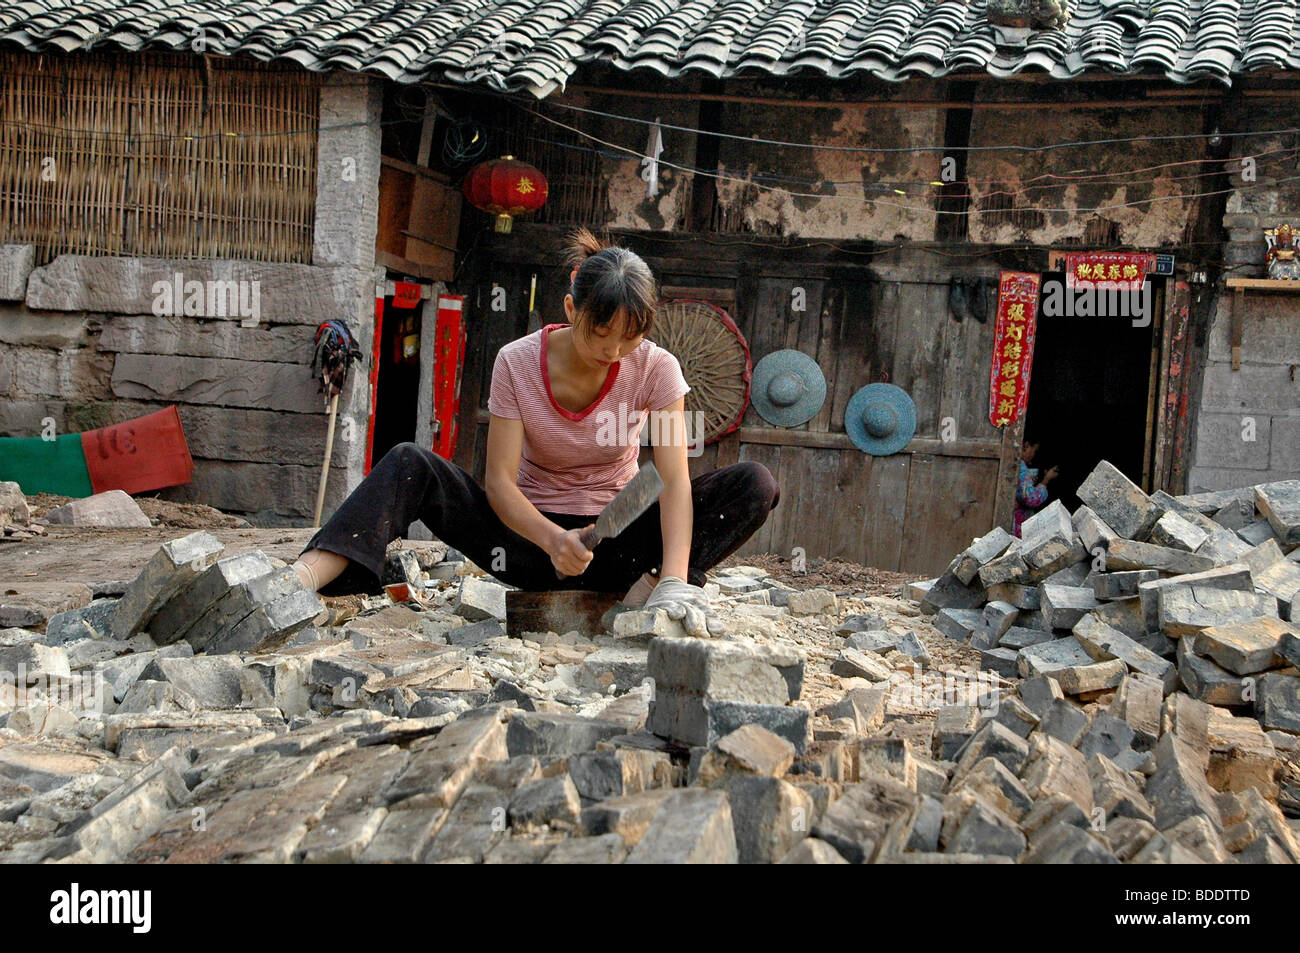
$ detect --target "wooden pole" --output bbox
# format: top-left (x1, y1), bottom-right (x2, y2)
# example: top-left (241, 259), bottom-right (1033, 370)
top-left (1140, 282), bottom-right (1165, 493)
top-left (313, 392), bottom-right (340, 527)
top-left (993, 414), bottom-right (1026, 533)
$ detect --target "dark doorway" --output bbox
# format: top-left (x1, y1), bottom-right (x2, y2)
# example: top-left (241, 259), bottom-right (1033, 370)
top-left (371, 294), bottom-right (425, 466)
top-left (1022, 274), bottom-right (1161, 511)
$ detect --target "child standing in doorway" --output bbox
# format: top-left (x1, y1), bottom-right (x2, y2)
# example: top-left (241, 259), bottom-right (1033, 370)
top-left (1013, 437), bottom-right (1059, 536)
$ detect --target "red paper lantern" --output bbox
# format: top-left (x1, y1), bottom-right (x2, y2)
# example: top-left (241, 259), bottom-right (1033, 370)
top-left (461, 155), bottom-right (548, 233)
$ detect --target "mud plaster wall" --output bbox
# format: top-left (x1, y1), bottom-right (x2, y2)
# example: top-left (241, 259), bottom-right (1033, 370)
top-left (1188, 104), bottom-right (1300, 491)
top-left (549, 89), bottom-right (699, 232)
top-left (965, 105), bottom-right (1204, 247)
top-left (710, 102), bottom-right (941, 240)
top-left (591, 90), bottom-right (1205, 247)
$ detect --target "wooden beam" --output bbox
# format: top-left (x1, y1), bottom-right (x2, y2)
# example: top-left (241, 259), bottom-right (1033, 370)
top-left (1241, 89), bottom-right (1300, 100)
top-left (471, 409), bottom-right (1001, 458)
top-left (730, 427), bottom-right (1002, 458)
top-left (1225, 277), bottom-right (1300, 291)
top-left (400, 230), bottom-right (459, 253)
top-left (376, 250), bottom-right (451, 282)
top-left (416, 113), bottom-right (436, 168)
top-left (380, 154), bottom-right (452, 183)
top-left (661, 285), bottom-right (736, 304)
top-left (473, 224), bottom-right (1041, 274)
top-left (992, 416), bottom-right (1025, 532)
top-left (1140, 281), bottom-right (1165, 492)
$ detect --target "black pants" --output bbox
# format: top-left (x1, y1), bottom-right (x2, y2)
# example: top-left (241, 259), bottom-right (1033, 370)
top-left (299, 442), bottom-right (780, 596)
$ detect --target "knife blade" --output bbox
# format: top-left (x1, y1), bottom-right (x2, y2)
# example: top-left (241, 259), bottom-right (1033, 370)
top-left (557, 462), bottom-right (665, 578)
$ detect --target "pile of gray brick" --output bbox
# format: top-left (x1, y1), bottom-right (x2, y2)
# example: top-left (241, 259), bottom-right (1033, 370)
top-left (913, 463), bottom-right (1299, 723)
top-left (0, 481), bottom-right (44, 541)
top-left (893, 461), bottom-right (1300, 862)
top-left (0, 530), bottom-right (823, 863)
top-left (2, 490), bottom-right (1297, 864)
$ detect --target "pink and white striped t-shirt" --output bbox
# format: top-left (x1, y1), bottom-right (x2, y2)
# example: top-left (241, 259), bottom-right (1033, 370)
top-left (487, 323), bottom-right (690, 515)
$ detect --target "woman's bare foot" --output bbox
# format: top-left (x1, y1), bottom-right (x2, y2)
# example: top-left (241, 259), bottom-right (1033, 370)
top-left (292, 549), bottom-right (349, 592)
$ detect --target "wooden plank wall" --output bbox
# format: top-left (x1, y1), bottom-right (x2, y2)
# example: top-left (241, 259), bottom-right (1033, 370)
top-left (453, 227), bottom-right (1009, 577)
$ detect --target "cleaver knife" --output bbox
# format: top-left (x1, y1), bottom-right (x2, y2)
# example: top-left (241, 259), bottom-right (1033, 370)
top-left (556, 462), bottom-right (665, 578)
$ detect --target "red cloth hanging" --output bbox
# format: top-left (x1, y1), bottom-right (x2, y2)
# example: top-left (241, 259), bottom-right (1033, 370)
top-left (81, 405), bottom-right (195, 495)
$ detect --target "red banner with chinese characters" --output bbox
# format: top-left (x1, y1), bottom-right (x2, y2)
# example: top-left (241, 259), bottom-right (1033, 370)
top-left (432, 294), bottom-right (466, 460)
top-left (392, 281), bottom-right (422, 309)
top-left (989, 271), bottom-right (1040, 428)
top-left (1064, 252), bottom-right (1156, 290)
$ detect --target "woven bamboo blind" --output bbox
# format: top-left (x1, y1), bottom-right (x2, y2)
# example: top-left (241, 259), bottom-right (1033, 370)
top-left (494, 102), bottom-right (610, 227)
top-left (0, 52), bottom-right (321, 264)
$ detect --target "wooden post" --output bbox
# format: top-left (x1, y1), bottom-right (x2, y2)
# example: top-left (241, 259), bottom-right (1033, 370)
top-left (313, 392), bottom-right (340, 527)
top-left (1140, 281), bottom-right (1165, 492)
top-left (1231, 286), bottom-right (1244, 371)
top-left (993, 415), bottom-right (1025, 533)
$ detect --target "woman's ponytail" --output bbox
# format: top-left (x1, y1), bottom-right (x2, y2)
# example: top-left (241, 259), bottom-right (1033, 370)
top-left (562, 227), bottom-right (658, 337)
top-left (563, 226), bottom-right (610, 271)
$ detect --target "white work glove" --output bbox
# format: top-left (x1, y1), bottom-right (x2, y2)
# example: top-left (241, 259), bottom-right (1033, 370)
top-left (643, 576), bottom-right (723, 637)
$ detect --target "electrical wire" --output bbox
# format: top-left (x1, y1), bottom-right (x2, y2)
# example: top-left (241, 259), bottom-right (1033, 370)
top-left (524, 105), bottom-right (1300, 217)
top-left (442, 116), bottom-right (488, 165)
top-left (6, 70), bottom-right (1293, 233)
top-left (12, 101), bottom-right (1288, 209)
top-left (480, 112), bottom-right (1300, 200)
top-left (473, 85), bottom-right (1300, 155)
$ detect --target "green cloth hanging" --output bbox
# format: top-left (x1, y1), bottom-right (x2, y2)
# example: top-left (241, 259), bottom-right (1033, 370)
top-left (0, 433), bottom-right (94, 497)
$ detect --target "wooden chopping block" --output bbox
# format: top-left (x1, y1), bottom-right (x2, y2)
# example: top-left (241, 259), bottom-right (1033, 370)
top-left (505, 589), bottom-right (623, 639)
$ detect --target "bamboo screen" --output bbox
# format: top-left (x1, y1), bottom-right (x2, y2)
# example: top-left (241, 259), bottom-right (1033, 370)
top-left (492, 101), bottom-right (611, 227)
top-left (0, 52), bottom-right (321, 264)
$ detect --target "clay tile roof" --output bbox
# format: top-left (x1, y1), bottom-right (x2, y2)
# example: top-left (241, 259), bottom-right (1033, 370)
top-left (1, 0), bottom-right (1297, 96)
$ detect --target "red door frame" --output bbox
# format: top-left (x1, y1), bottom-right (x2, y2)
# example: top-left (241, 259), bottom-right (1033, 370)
top-left (365, 294), bottom-right (384, 474)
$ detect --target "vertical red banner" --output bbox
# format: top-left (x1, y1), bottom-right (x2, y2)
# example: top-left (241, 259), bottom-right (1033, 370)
top-left (432, 294), bottom-right (465, 460)
top-left (365, 295), bottom-right (384, 475)
top-left (988, 270), bottom-right (1041, 428)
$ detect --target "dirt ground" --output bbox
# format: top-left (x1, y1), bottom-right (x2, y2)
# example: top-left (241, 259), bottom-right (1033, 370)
top-left (13, 494), bottom-right (911, 597)
top-left (0, 527), bottom-right (316, 587)
top-left (25, 493), bottom-right (250, 529)
top-left (718, 551), bottom-right (911, 598)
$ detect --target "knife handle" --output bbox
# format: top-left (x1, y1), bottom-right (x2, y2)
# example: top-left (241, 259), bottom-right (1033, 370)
top-left (556, 526), bottom-right (602, 580)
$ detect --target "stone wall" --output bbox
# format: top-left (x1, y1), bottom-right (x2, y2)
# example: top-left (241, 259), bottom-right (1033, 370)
top-left (0, 74), bottom-right (384, 526)
top-left (1188, 293), bottom-right (1300, 491)
top-left (1187, 103), bottom-right (1300, 492)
